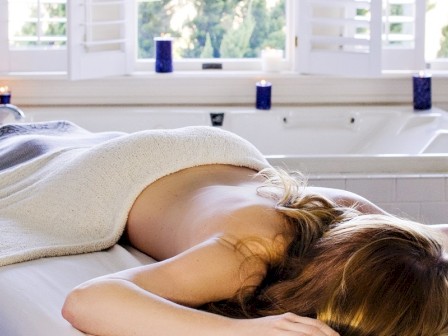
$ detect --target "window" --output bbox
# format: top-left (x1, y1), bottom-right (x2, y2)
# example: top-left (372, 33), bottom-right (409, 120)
top-left (9, 0), bottom-right (66, 48)
top-left (383, 0), bottom-right (417, 49)
top-left (381, 0), bottom-right (425, 71)
top-left (0, 0), bottom-right (447, 77)
top-left (135, 0), bottom-right (287, 71)
top-left (296, 0), bottom-right (383, 76)
top-left (3, 0), bottom-right (67, 72)
top-left (426, 0), bottom-right (448, 70)
top-left (67, 0), bottom-right (133, 79)
top-left (296, 0), bottom-right (436, 75)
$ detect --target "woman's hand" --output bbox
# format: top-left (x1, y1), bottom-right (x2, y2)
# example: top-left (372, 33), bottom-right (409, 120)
top-left (237, 313), bottom-right (339, 336)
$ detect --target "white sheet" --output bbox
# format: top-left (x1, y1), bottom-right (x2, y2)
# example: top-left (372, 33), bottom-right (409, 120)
top-left (0, 244), bottom-right (156, 336)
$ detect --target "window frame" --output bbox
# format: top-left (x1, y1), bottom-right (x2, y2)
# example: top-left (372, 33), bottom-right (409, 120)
top-left (1, 0), bottom-right (447, 75)
top-left (133, 0), bottom-right (294, 72)
top-left (0, 0), bottom-right (9, 73)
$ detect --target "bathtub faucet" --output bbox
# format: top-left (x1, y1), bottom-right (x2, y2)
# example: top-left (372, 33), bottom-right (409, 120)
top-left (0, 104), bottom-right (26, 121)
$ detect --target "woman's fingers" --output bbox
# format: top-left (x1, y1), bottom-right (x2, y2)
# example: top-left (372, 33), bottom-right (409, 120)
top-left (281, 313), bottom-right (340, 336)
top-left (239, 313), bottom-right (339, 336)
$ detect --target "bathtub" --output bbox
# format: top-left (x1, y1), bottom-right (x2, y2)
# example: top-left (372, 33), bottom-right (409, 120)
top-left (4, 105), bottom-right (448, 223)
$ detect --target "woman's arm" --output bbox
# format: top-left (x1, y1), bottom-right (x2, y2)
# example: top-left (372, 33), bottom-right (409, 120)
top-left (62, 238), bottom-right (245, 336)
top-left (63, 279), bottom-right (337, 336)
top-left (62, 237), bottom-right (338, 336)
top-left (63, 277), bottom-right (233, 336)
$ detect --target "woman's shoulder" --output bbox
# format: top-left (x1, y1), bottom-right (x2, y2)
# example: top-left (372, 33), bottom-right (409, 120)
top-left (305, 186), bottom-right (390, 215)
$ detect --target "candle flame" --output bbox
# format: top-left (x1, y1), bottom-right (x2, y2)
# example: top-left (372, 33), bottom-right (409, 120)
top-left (260, 80), bottom-right (267, 86)
top-left (418, 71), bottom-right (425, 77)
top-left (0, 86), bottom-right (9, 94)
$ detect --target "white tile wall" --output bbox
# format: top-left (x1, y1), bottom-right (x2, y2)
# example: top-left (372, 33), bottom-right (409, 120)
top-left (306, 178), bottom-right (346, 190)
top-left (396, 177), bottom-right (445, 202)
top-left (420, 202), bottom-right (448, 224)
top-left (308, 175), bottom-right (448, 224)
top-left (346, 178), bottom-right (395, 203)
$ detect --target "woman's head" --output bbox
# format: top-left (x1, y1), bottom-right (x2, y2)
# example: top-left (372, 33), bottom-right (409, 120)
top-left (292, 215), bottom-right (448, 336)
top-left (241, 215), bottom-right (448, 336)
top-left (207, 168), bottom-right (448, 335)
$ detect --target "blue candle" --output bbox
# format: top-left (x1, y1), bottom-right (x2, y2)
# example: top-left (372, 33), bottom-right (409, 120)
top-left (154, 37), bottom-right (173, 73)
top-left (256, 80), bottom-right (272, 110)
top-left (413, 72), bottom-right (431, 110)
top-left (0, 86), bottom-right (11, 104)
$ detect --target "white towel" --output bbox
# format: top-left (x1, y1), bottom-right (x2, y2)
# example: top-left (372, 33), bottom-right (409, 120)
top-left (0, 121), bottom-right (270, 266)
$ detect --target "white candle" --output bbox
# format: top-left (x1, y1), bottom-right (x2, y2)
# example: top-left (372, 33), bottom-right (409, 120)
top-left (261, 48), bottom-right (283, 72)
top-left (0, 86), bottom-right (9, 94)
top-left (0, 85), bottom-right (11, 104)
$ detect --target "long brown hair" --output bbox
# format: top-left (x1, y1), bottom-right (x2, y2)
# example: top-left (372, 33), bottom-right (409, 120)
top-left (203, 168), bottom-right (448, 336)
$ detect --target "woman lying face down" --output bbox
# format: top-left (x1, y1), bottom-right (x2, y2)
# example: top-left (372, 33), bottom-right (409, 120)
top-left (62, 165), bottom-right (448, 336)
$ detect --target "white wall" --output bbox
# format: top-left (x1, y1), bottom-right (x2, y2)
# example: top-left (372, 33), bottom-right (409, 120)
top-left (1, 72), bottom-right (447, 109)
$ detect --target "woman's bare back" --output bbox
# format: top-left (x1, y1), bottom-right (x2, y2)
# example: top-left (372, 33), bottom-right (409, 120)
top-left (126, 164), bottom-right (286, 261)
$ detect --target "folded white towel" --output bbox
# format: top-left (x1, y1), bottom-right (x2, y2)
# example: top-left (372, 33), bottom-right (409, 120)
top-left (0, 122), bottom-right (270, 266)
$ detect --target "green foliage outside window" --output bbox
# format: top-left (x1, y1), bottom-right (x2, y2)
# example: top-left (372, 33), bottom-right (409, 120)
top-left (137, 0), bottom-right (286, 59)
top-left (427, 0), bottom-right (448, 58)
top-left (438, 25), bottom-right (448, 58)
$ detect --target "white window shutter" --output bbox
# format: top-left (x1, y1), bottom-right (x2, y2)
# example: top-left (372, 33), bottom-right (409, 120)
top-left (68, 0), bottom-right (134, 80)
top-left (296, 0), bottom-right (382, 77)
top-left (0, 0), bottom-right (9, 73)
top-left (382, 0), bottom-right (425, 71)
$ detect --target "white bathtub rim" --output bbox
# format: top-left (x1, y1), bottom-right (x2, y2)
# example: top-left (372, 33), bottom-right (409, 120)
top-left (267, 154), bottom-right (448, 176)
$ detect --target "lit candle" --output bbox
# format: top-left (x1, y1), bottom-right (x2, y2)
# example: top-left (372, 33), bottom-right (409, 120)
top-left (261, 48), bottom-right (283, 72)
top-left (256, 80), bottom-right (272, 110)
top-left (154, 37), bottom-right (173, 73)
top-left (0, 86), bottom-right (11, 104)
top-left (413, 71), bottom-right (432, 111)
